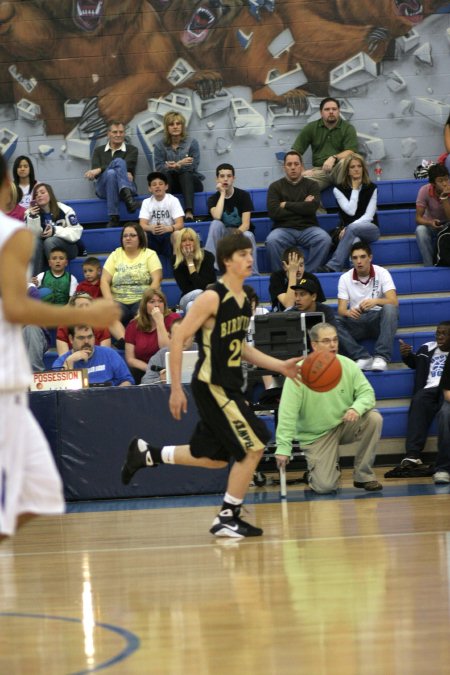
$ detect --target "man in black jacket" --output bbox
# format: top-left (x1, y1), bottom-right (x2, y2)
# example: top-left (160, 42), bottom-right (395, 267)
top-left (85, 121), bottom-right (139, 227)
top-left (399, 321), bottom-right (450, 469)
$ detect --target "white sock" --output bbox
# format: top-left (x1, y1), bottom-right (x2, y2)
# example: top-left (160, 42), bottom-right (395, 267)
top-left (223, 492), bottom-right (243, 507)
top-left (161, 445), bottom-right (176, 464)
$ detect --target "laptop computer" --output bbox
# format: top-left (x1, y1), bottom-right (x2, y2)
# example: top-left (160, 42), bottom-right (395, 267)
top-left (165, 350), bottom-right (198, 384)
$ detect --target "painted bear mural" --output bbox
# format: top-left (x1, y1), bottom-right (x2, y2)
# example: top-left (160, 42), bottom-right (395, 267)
top-left (0, 0), bottom-right (448, 136)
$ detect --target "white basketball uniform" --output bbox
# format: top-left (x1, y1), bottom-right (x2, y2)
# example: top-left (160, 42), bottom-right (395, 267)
top-left (0, 212), bottom-right (64, 536)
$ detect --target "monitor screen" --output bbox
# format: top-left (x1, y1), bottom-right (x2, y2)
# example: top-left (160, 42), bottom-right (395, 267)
top-left (253, 311), bottom-right (324, 359)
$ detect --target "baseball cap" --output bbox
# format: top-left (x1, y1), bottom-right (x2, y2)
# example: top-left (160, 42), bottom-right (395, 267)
top-left (290, 278), bottom-right (318, 294)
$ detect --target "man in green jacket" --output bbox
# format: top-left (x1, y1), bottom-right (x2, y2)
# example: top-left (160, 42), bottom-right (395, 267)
top-left (292, 98), bottom-right (358, 191)
top-left (275, 322), bottom-right (383, 493)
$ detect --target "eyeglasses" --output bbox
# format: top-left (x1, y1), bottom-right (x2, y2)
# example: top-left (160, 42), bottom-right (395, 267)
top-left (123, 233), bottom-right (138, 238)
top-left (316, 337), bottom-right (339, 345)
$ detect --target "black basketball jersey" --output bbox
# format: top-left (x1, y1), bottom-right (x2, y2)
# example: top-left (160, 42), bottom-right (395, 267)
top-left (193, 281), bottom-right (251, 391)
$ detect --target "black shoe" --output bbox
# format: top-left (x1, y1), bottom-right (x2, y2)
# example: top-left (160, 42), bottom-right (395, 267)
top-left (185, 214), bottom-right (194, 222)
top-left (121, 437), bottom-right (159, 485)
top-left (107, 215), bottom-right (121, 228)
top-left (209, 508), bottom-right (263, 538)
top-left (120, 188), bottom-right (139, 213)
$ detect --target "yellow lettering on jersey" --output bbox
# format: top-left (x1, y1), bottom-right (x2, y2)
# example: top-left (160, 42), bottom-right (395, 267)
top-left (220, 315), bottom-right (250, 337)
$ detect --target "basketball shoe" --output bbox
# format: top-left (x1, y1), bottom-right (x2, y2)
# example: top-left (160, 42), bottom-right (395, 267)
top-left (121, 437), bottom-right (159, 484)
top-left (209, 508), bottom-right (263, 538)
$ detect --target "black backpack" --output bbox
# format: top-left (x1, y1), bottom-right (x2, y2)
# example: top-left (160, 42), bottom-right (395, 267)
top-left (436, 223), bottom-right (450, 267)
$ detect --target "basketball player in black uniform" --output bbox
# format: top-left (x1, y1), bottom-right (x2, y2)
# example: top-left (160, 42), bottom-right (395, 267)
top-left (121, 233), bottom-right (302, 538)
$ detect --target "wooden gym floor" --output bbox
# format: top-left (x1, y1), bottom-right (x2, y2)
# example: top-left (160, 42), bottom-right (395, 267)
top-left (1, 469), bottom-right (450, 675)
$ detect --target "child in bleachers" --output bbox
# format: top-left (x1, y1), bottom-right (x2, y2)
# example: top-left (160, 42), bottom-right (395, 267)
top-left (32, 247), bottom-right (77, 305)
top-left (76, 256), bottom-right (103, 298)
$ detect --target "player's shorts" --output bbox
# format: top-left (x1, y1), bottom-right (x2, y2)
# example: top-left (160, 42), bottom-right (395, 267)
top-left (189, 379), bottom-right (272, 462)
top-left (0, 392), bottom-right (65, 536)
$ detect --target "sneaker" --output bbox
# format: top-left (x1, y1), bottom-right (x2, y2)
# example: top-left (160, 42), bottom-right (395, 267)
top-left (356, 357), bottom-right (373, 370)
top-left (121, 437), bottom-right (158, 485)
top-left (372, 356), bottom-right (388, 371)
top-left (210, 508), bottom-right (263, 538)
top-left (433, 471), bottom-right (450, 484)
top-left (400, 457), bottom-right (423, 467)
top-left (353, 480), bottom-right (383, 491)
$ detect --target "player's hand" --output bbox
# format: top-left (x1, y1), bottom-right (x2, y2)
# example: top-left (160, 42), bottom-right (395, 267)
top-left (83, 300), bottom-right (121, 327)
top-left (399, 338), bottom-right (412, 356)
top-left (281, 356), bottom-right (303, 385)
top-left (342, 408), bottom-right (360, 423)
top-left (169, 387), bottom-right (188, 420)
top-left (275, 453), bottom-right (290, 470)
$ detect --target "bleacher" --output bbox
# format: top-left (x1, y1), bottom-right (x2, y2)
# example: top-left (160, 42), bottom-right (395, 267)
top-left (59, 177), bottom-right (448, 464)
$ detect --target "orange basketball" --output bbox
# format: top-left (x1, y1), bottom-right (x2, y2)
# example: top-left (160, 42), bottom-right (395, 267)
top-left (301, 351), bottom-right (342, 392)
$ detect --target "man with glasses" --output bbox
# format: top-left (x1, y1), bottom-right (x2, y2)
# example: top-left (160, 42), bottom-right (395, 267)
top-left (275, 322), bottom-right (383, 493)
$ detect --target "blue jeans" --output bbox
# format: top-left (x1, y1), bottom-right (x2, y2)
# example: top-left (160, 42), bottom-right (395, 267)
top-left (327, 223), bottom-right (380, 271)
top-left (147, 232), bottom-right (173, 260)
top-left (205, 220), bottom-right (259, 274)
top-left (180, 289), bottom-right (203, 313)
top-left (415, 225), bottom-right (438, 266)
top-left (266, 226), bottom-right (331, 272)
top-left (95, 158), bottom-right (137, 216)
top-left (436, 401), bottom-right (450, 472)
top-left (335, 304), bottom-right (398, 362)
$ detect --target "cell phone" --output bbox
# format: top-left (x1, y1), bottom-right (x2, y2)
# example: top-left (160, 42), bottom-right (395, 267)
top-left (30, 199), bottom-right (37, 208)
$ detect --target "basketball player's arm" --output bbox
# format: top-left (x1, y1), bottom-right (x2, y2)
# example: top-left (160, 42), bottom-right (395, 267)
top-left (0, 230), bottom-right (120, 328)
top-left (169, 290), bottom-right (219, 420)
top-left (242, 344), bottom-right (302, 385)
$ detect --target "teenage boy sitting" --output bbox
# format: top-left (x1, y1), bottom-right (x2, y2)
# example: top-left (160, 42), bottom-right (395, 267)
top-left (269, 246), bottom-right (325, 311)
top-left (139, 171), bottom-right (184, 259)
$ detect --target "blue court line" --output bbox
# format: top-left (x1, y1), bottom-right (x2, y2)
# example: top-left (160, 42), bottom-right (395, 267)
top-left (65, 481), bottom-right (450, 514)
top-left (0, 612), bottom-right (139, 674)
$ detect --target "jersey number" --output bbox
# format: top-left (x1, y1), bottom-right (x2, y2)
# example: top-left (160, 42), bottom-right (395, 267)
top-left (227, 339), bottom-right (241, 367)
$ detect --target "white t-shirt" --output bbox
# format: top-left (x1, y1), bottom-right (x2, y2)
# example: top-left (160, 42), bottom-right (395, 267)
top-left (139, 194), bottom-right (184, 227)
top-left (338, 264), bottom-right (396, 311)
top-left (0, 212), bottom-right (32, 391)
top-left (425, 347), bottom-right (449, 388)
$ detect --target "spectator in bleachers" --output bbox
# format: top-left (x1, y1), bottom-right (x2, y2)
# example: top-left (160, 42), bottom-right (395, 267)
top-left (269, 247), bottom-right (325, 312)
top-left (275, 322), bottom-right (383, 493)
top-left (443, 112), bottom-right (450, 175)
top-left (25, 182), bottom-right (83, 275)
top-left (335, 242), bottom-right (398, 372)
top-left (12, 155), bottom-right (37, 208)
top-left (125, 288), bottom-right (181, 384)
top-left (205, 163), bottom-right (259, 274)
top-left (433, 351), bottom-right (450, 484)
top-left (292, 98), bottom-right (359, 191)
top-left (154, 111), bottom-right (204, 222)
top-left (396, 323), bottom-right (450, 474)
top-left (266, 151), bottom-right (331, 273)
top-left (319, 153), bottom-right (380, 272)
top-left (84, 121), bottom-right (139, 228)
top-left (56, 292), bottom-right (111, 356)
top-left (100, 223), bottom-right (162, 336)
top-left (75, 256), bottom-right (103, 299)
top-left (5, 182), bottom-right (26, 222)
top-left (415, 164), bottom-right (450, 266)
top-left (32, 248), bottom-right (78, 305)
top-left (141, 318), bottom-right (198, 385)
top-left (173, 228), bottom-right (216, 313)
top-left (285, 279), bottom-right (336, 327)
top-left (53, 325), bottom-right (134, 387)
top-left (139, 171), bottom-right (184, 260)
top-left (23, 284), bottom-right (50, 372)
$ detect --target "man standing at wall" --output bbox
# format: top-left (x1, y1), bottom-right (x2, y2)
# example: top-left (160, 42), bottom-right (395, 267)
top-left (266, 151), bottom-right (331, 272)
top-left (85, 121), bottom-right (139, 227)
top-left (293, 97), bottom-right (359, 191)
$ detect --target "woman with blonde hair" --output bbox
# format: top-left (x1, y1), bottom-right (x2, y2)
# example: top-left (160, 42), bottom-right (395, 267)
top-left (319, 153), bottom-right (379, 272)
top-left (124, 288), bottom-right (180, 384)
top-left (173, 228), bottom-right (216, 313)
top-left (153, 111), bottom-right (204, 221)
